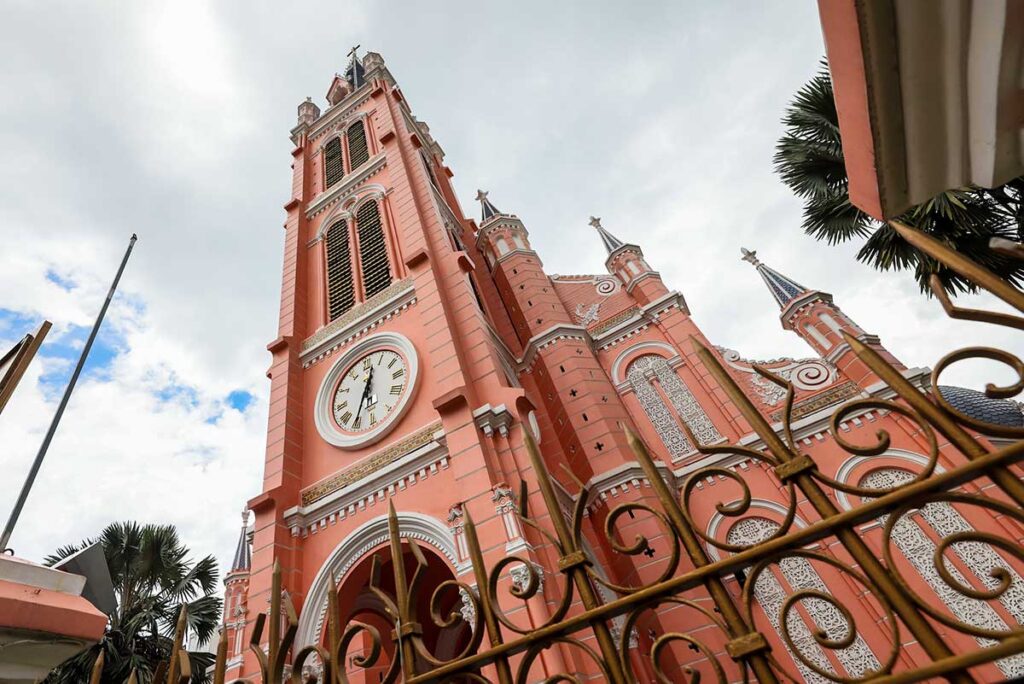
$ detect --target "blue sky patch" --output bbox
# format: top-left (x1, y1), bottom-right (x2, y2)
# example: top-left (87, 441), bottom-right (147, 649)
top-left (226, 390), bottom-right (255, 412)
top-left (45, 269), bottom-right (76, 291)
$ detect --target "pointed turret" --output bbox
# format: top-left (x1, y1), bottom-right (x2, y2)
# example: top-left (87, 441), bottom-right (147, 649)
top-left (230, 509), bottom-right (251, 572)
top-left (590, 217), bottom-right (666, 304)
top-left (740, 248), bottom-right (809, 308)
top-left (345, 45), bottom-right (366, 89)
top-left (476, 190), bottom-right (502, 223)
top-left (589, 216), bottom-right (624, 253)
top-left (739, 247), bottom-right (903, 381)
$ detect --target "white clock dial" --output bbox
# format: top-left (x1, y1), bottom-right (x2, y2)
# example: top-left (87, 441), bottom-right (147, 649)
top-left (332, 349), bottom-right (408, 434)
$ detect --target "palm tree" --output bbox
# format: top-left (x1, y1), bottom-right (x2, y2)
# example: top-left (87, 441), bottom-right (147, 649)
top-left (774, 62), bottom-right (1024, 295)
top-left (43, 522), bottom-right (221, 684)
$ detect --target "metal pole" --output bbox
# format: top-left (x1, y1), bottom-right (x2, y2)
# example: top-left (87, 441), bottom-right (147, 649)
top-left (0, 234), bottom-right (137, 553)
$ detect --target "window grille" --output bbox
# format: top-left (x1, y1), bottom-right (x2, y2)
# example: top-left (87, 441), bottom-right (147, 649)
top-left (356, 201), bottom-right (392, 298)
top-left (347, 120), bottom-right (370, 170)
top-left (324, 138), bottom-right (344, 189)
top-left (325, 220), bottom-right (355, 320)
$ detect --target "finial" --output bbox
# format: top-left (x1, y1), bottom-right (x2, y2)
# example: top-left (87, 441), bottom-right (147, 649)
top-left (241, 508), bottom-right (250, 524)
top-left (347, 44), bottom-right (361, 60)
top-left (476, 190), bottom-right (502, 222)
top-left (588, 216), bottom-right (602, 229)
top-left (740, 247), bottom-right (761, 267)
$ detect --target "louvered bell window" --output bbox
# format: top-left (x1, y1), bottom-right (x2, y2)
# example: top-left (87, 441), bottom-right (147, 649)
top-left (325, 220), bottom-right (355, 320)
top-left (324, 138), bottom-right (344, 189)
top-left (347, 120), bottom-right (370, 170)
top-left (357, 201), bottom-right (392, 298)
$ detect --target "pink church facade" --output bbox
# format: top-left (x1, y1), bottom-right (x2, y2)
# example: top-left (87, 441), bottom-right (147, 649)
top-left (221, 51), bottom-right (1024, 682)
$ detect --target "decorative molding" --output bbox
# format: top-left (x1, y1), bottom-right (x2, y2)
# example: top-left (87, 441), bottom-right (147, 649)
top-left (574, 302), bottom-right (601, 327)
top-left (313, 184), bottom-right (389, 241)
top-left (518, 324), bottom-right (589, 371)
top-left (299, 421), bottom-right (443, 508)
top-left (770, 381), bottom-right (861, 422)
top-left (610, 341), bottom-right (680, 386)
top-left (592, 291), bottom-right (690, 347)
top-left (306, 152), bottom-right (387, 219)
top-left (589, 307), bottom-right (639, 336)
top-left (472, 404), bottom-right (514, 438)
top-left (509, 562), bottom-right (544, 593)
top-left (301, 279), bottom-right (415, 365)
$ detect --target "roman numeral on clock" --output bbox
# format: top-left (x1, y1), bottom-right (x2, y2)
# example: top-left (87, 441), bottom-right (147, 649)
top-left (352, 416), bottom-right (361, 430)
top-left (390, 385), bottom-right (402, 395)
top-left (387, 357), bottom-right (398, 368)
top-left (340, 411), bottom-right (353, 425)
top-left (392, 368), bottom-right (404, 379)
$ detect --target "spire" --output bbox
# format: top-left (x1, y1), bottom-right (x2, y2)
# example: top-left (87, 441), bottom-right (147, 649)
top-left (589, 216), bottom-right (624, 254)
top-left (345, 44), bottom-right (366, 89)
top-left (740, 248), bottom-right (810, 308)
top-left (231, 509), bottom-right (251, 572)
top-left (476, 190), bottom-right (501, 222)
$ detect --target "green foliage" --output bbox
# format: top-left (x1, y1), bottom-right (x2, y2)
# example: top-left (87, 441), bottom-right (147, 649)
top-left (43, 522), bottom-right (221, 684)
top-left (774, 62), bottom-right (1024, 295)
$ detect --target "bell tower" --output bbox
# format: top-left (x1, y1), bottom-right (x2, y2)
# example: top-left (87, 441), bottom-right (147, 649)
top-left (231, 49), bottom-right (624, 681)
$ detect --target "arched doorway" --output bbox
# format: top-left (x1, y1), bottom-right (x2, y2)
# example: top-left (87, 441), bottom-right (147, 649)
top-left (330, 541), bottom-right (473, 683)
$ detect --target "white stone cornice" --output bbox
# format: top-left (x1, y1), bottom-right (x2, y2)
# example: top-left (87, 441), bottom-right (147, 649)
top-left (472, 403), bottom-right (514, 438)
top-left (300, 280), bottom-right (416, 367)
top-left (517, 324), bottom-right (590, 371)
top-left (283, 426), bottom-right (448, 536)
top-left (475, 215), bottom-right (528, 246)
top-left (624, 270), bottom-right (662, 293)
top-left (305, 152), bottom-right (387, 219)
top-left (593, 291), bottom-right (690, 349)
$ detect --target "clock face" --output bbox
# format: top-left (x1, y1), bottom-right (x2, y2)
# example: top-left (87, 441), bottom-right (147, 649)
top-left (332, 348), bottom-right (409, 434)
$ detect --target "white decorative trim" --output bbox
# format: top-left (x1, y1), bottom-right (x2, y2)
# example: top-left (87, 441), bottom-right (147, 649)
top-left (301, 281), bottom-right (417, 366)
top-left (472, 404), bottom-right (514, 438)
top-left (296, 511), bottom-right (462, 650)
top-left (833, 449), bottom-right (936, 511)
top-left (518, 324), bottom-right (589, 371)
top-left (306, 152), bottom-right (387, 219)
top-left (283, 426), bottom-right (448, 535)
top-left (313, 332), bottom-right (419, 449)
top-left (609, 341), bottom-right (679, 385)
top-left (314, 184), bottom-right (389, 240)
top-left (592, 291), bottom-right (690, 349)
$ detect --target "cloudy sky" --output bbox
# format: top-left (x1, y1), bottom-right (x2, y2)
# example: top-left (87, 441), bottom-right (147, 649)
top-left (0, 1), bottom-right (1017, 577)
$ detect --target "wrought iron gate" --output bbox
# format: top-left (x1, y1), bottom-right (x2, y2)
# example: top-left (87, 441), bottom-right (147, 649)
top-left (118, 223), bottom-right (1024, 683)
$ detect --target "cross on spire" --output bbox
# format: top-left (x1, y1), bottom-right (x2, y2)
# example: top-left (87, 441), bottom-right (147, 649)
top-left (589, 216), bottom-right (624, 254)
top-left (739, 247), bottom-right (809, 308)
top-left (345, 45), bottom-right (366, 89)
top-left (476, 189), bottom-right (501, 222)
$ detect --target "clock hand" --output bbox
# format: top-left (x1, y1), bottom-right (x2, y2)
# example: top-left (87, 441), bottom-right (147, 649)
top-left (355, 368), bottom-right (374, 420)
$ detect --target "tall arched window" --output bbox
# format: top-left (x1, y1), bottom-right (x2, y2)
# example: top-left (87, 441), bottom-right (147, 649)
top-left (860, 468), bottom-right (1024, 678)
top-left (325, 220), bottom-right (355, 320)
top-left (727, 517), bottom-right (880, 682)
top-left (803, 322), bottom-right (831, 348)
top-left (324, 138), bottom-right (344, 189)
top-left (356, 201), bottom-right (392, 298)
top-left (347, 120), bottom-right (370, 170)
top-left (625, 354), bottom-right (721, 460)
